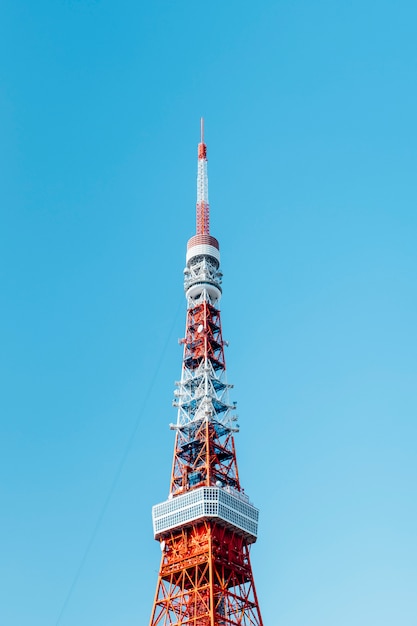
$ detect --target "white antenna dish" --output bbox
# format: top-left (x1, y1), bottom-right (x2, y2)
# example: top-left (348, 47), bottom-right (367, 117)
top-left (197, 324), bottom-right (204, 333)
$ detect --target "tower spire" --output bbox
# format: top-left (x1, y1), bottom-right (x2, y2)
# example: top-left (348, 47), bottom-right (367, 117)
top-left (196, 116), bottom-right (210, 235)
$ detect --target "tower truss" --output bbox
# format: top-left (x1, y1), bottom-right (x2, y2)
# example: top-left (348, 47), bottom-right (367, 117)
top-left (149, 121), bottom-right (263, 626)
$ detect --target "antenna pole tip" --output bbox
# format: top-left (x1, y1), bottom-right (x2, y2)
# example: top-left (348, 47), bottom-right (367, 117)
top-left (198, 118), bottom-right (207, 159)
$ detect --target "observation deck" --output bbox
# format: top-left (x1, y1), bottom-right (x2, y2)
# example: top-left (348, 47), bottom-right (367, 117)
top-left (152, 486), bottom-right (259, 543)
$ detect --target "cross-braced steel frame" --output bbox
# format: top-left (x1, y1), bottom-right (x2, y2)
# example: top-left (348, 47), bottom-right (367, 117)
top-left (150, 523), bottom-right (263, 626)
top-left (149, 125), bottom-right (263, 625)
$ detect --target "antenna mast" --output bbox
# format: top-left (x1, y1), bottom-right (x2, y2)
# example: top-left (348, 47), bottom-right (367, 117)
top-left (196, 116), bottom-right (210, 235)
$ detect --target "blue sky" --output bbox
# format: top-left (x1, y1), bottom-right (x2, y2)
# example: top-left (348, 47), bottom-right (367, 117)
top-left (1, 1), bottom-right (416, 624)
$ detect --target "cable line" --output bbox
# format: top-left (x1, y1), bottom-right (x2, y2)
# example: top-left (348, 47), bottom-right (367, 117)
top-left (54, 299), bottom-right (183, 625)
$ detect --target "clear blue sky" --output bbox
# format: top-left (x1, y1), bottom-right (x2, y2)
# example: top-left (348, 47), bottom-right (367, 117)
top-left (1, 1), bottom-right (416, 624)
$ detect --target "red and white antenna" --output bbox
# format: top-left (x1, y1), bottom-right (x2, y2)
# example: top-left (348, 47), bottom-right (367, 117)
top-left (196, 116), bottom-right (209, 235)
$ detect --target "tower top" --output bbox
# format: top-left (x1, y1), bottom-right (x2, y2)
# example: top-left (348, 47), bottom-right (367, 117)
top-left (187, 119), bottom-right (219, 262)
top-left (196, 117), bottom-right (209, 234)
top-left (198, 117), bottom-right (207, 160)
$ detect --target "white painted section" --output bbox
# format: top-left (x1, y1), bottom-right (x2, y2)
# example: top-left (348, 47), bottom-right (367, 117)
top-left (186, 244), bottom-right (220, 264)
top-left (197, 159), bottom-right (209, 204)
top-left (186, 282), bottom-right (221, 302)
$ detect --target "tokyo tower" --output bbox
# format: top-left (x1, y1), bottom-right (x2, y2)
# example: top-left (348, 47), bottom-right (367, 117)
top-left (149, 120), bottom-right (263, 626)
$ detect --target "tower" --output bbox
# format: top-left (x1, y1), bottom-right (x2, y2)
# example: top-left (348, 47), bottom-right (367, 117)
top-left (149, 120), bottom-right (263, 626)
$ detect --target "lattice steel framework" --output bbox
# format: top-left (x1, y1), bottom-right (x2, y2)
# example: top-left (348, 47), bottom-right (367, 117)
top-left (149, 121), bottom-right (263, 626)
